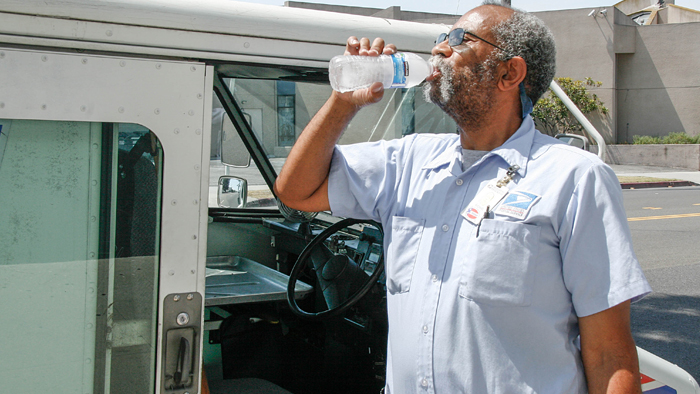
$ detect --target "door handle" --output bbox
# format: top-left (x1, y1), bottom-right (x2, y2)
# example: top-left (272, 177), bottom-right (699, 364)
top-left (165, 328), bottom-right (195, 390)
top-left (161, 292), bottom-right (202, 393)
top-left (173, 336), bottom-right (192, 388)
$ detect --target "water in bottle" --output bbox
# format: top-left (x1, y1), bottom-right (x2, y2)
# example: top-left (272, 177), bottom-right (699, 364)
top-left (328, 52), bottom-right (433, 93)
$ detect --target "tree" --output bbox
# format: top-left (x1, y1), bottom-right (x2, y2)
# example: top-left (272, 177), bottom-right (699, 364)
top-left (532, 77), bottom-right (609, 137)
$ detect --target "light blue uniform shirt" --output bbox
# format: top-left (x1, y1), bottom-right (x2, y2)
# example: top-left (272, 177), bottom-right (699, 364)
top-left (328, 116), bottom-right (651, 394)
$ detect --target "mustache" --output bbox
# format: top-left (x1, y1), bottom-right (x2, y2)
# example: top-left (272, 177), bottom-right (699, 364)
top-left (422, 55), bottom-right (455, 107)
top-left (429, 56), bottom-right (451, 77)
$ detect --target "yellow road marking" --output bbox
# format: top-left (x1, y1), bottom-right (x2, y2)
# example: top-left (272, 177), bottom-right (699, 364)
top-left (694, 203), bottom-right (700, 206)
top-left (642, 207), bottom-right (663, 210)
top-left (628, 212), bottom-right (700, 221)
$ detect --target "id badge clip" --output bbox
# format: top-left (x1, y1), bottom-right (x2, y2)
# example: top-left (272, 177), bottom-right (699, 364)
top-left (461, 165), bottom-right (519, 226)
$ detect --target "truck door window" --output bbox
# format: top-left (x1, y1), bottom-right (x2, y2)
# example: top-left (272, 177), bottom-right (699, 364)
top-left (0, 119), bottom-right (162, 394)
top-left (209, 75), bottom-right (456, 210)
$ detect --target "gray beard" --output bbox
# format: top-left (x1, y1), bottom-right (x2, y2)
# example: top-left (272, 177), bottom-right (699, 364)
top-left (423, 56), bottom-right (499, 130)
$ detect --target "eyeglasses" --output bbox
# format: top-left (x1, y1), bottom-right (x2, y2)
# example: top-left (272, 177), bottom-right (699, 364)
top-left (436, 28), bottom-right (506, 52)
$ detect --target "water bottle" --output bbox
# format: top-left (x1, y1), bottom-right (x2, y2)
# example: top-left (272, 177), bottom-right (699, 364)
top-left (328, 52), bottom-right (433, 93)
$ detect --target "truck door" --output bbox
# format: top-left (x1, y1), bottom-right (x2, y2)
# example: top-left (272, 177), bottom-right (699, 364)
top-left (0, 48), bottom-right (212, 393)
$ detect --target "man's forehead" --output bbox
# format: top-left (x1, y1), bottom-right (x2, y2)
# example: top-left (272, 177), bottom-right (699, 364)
top-left (453, 6), bottom-right (511, 36)
top-left (454, 11), bottom-right (487, 31)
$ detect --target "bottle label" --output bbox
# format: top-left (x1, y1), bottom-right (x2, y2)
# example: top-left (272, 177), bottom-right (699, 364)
top-left (391, 54), bottom-right (408, 87)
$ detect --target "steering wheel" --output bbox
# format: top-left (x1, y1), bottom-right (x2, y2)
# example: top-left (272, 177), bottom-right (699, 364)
top-left (286, 218), bottom-right (384, 321)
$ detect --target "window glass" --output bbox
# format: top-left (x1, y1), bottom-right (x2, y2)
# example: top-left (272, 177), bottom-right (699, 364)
top-left (0, 119), bottom-right (162, 394)
top-left (277, 82), bottom-right (296, 147)
top-left (208, 74), bottom-right (455, 209)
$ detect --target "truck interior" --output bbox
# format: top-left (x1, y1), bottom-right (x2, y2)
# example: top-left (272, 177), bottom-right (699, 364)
top-left (200, 63), bottom-right (455, 394)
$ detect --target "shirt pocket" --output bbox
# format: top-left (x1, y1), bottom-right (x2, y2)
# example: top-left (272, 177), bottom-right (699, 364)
top-left (459, 220), bottom-right (541, 307)
top-left (386, 216), bottom-right (425, 295)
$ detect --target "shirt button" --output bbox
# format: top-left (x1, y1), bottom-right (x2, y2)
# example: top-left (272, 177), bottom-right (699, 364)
top-left (456, 179), bottom-right (463, 186)
top-left (421, 378), bottom-right (429, 388)
top-left (422, 325), bottom-right (429, 334)
top-left (442, 224), bottom-right (449, 232)
top-left (431, 274), bottom-right (438, 282)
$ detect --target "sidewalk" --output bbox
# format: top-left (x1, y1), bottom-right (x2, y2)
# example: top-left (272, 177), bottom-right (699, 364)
top-left (610, 164), bottom-right (700, 189)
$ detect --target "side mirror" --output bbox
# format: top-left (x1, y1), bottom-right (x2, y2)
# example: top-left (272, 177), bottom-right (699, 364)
top-left (218, 176), bottom-right (247, 208)
top-left (220, 112), bottom-right (252, 168)
top-left (555, 133), bottom-right (590, 151)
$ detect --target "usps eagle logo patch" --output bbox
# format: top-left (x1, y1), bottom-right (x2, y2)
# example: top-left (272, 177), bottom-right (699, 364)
top-left (494, 191), bottom-right (541, 220)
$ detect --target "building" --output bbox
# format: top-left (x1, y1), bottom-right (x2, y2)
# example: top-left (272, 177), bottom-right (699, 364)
top-left (279, 0), bottom-right (700, 145)
top-left (538, 0), bottom-right (700, 143)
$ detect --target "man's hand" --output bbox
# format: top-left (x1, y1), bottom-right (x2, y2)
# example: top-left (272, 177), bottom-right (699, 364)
top-left (579, 301), bottom-right (642, 394)
top-left (332, 36), bottom-right (398, 108)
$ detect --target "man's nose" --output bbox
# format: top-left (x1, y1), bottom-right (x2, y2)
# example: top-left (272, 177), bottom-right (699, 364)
top-left (432, 39), bottom-right (452, 57)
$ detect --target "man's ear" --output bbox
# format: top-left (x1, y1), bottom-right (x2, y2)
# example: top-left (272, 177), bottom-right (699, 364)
top-left (498, 56), bottom-right (527, 92)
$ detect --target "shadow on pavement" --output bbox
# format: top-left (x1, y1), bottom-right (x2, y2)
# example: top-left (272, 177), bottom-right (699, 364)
top-left (631, 293), bottom-right (700, 382)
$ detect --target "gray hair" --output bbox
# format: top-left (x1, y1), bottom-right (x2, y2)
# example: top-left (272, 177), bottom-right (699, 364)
top-left (480, 0), bottom-right (557, 104)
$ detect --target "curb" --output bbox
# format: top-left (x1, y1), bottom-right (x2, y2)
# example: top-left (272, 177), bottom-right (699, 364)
top-left (620, 181), bottom-right (698, 189)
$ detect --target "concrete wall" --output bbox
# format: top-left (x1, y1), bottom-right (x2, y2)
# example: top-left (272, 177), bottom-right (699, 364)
top-left (605, 144), bottom-right (700, 170)
top-left (537, 6), bottom-right (700, 144)
top-left (234, 80), bottom-right (278, 155)
top-left (615, 22), bottom-right (700, 142)
top-left (665, 5), bottom-right (700, 23)
top-left (534, 8), bottom-right (617, 143)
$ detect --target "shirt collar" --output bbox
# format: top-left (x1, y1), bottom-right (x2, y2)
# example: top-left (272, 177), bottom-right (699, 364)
top-left (422, 116), bottom-right (536, 178)
top-left (489, 115), bottom-right (536, 178)
top-left (422, 139), bottom-right (463, 175)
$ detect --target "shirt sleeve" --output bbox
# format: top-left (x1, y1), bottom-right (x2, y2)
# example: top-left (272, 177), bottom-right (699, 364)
top-left (559, 163), bottom-right (652, 317)
top-left (327, 135), bottom-right (416, 222)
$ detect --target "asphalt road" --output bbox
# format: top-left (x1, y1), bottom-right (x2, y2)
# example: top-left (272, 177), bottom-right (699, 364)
top-left (623, 186), bottom-right (700, 382)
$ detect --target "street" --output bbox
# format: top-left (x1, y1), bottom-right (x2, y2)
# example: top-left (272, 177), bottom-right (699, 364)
top-left (624, 186), bottom-right (700, 381)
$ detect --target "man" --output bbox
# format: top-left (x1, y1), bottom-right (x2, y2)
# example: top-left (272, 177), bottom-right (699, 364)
top-left (275, 2), bottom-right (651, 393)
